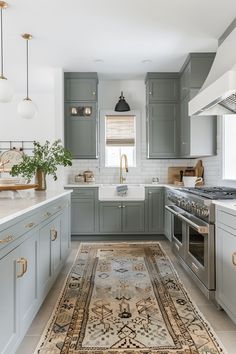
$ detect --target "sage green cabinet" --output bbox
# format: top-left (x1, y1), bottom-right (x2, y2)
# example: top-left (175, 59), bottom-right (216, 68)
top-left (148, 103), bottom-right (179, 158)
top-left (122, 202), bottom-right (145, 233)
top-left (64, 72), bottom-right (98, 101)
top-left (99, 201), bottom-right (145, 234)
top-left (146, 73), bottom-right (180, 158)
top-left (64, 72), bottom-right (98, 159)
top-left (147, 78), bottom-right (179, 101)
top-left (146, 188), bottom-right (164, 234)
top-left (179, 53), bottom-right (216, 157)
top-left (99, 202), bottom-right (122, 233)
top-left (65, 104), bottom-right (98, 159)
top-left (71, 188), bottom-right (98, 235)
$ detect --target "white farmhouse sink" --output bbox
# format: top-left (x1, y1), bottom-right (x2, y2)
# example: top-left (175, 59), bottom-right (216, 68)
top-left (98, 184), bottom-right (145, 201)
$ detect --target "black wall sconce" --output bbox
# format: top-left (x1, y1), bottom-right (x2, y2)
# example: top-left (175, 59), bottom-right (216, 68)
top-left (70, 106), bottom-right (92, 117)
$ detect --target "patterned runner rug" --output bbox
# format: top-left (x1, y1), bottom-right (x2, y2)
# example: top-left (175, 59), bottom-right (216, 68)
top-left (35, 242), bottom-right (225, 353)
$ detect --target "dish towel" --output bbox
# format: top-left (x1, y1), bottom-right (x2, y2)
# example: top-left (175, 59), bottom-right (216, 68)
top-left (116, 184), bottom-right (128, 196)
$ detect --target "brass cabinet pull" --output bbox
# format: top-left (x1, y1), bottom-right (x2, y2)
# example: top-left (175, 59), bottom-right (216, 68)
top-left (25, 222), bottom-right (36, 229)
top-left (23, 258), bottom-right (28, 274)
top-left (0, 235), bottom-right (13, 244)
top-left (50, 228), bottom-right (58, 241)
top-left (44, 211), bottom-right (51, 217)
top-left (232, 252), bottom-right (236, 266)
top-left (54, 205), bottom-right (62, 210)
top-left (17, 257), bottom-right (28, 278)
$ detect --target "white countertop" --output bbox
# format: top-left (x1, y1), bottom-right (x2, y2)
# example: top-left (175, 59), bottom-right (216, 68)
top-left (0, 189), bottom-right (72, 226)
top-left (213, 199), bottom-right (236, 212)
top-left (64, 183), bottom-right (176, 188)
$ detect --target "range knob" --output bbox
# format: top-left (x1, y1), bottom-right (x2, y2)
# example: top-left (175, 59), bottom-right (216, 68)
top-left (201, 208), bottom-right (209, 217)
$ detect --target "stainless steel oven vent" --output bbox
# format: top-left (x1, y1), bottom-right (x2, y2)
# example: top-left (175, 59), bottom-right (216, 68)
top-left (218, 93), bottom-right (236, 113)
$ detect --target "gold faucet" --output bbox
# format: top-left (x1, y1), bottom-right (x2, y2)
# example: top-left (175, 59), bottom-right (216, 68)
top-left (120, 154), bottom-right (129, 183)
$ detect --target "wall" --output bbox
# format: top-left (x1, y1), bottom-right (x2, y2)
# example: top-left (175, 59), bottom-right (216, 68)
top-left (65, 79), bottom-right (193, 184)
top-left (202, 117), bottom-right (236, 188)
top-left (0, 68), bottom-right (65, 190)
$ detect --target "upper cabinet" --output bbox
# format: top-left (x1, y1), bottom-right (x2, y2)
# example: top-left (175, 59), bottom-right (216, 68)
top-left (64, 73), bottom-right (98, 102)
top-left (64, 72), bottom-right (98, 159)
top-left (180, 53), bottom-right (216, 157)
top-left (146, 73), bottom-right (180, 158)
top-left (146, 53), bottom-right (216, 159)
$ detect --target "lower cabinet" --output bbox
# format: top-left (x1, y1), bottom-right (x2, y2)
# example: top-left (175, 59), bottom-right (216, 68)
top-left (216, 207), bottom-right (236, 324)
top-left (71, 188), bottom-right (97, 234)
top-left (0, 247), bottom-right (19, 354)
top-left (0, 195), bottom-right (71, 354)
top-left (99, 202), bottom-right (145, 234)
top-left (146, 188), bottom-right (164, 234)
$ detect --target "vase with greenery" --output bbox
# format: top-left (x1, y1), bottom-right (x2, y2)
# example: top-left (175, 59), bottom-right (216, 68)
top-left (11, 140), bottom-right (72, 190)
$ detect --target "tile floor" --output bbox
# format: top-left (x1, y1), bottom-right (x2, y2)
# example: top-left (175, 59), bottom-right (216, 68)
top-left (16, 238), bottom-right (236, 354)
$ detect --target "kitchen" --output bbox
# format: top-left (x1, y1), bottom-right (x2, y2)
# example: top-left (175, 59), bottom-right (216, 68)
top-left (0, 1), bottom-right (236, 353)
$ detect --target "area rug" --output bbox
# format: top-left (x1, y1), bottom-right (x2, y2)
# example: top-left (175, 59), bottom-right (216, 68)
top-left (35, 242), bottom-right (225, 354)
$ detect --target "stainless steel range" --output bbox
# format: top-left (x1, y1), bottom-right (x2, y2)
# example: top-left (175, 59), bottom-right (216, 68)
top-left (165, 186), bottom-right (236, 299)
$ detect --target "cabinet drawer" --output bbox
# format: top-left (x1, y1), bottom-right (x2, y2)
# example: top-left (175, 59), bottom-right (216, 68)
top-left (217, 210), bottom-right (236, 233)
top-left (40, 198), bottom-right (69, 222)
top-left (71, 188), bottom-right (97, 198)
top-left (0, 212), bottom-right (41, 250)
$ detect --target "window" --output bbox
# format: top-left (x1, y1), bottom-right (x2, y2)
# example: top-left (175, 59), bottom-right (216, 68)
top-left (105, 115), bottom-right (136, 167)
top-left (223, 115), bottom-right (236, 180)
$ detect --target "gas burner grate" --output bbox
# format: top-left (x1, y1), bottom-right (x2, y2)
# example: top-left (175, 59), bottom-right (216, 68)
top-left (180, 186), bottom-right (236, 199)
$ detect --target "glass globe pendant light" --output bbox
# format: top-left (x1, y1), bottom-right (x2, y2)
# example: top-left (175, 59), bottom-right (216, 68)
top-left (0, 1), bottom-right (14, 103)
top-left (17, 33), bottom-right (37, 119)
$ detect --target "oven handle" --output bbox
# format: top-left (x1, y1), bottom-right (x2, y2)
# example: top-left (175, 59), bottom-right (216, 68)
top-left (178, 213), bottom-right (209, 234)
top-left (165, 205), bottom-right (179, 216)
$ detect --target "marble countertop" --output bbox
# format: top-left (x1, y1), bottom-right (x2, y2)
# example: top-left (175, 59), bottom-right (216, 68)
top-left (64, 183), bottom-right (176, 188)
top-left (0, 189), bottom-right (72, 226)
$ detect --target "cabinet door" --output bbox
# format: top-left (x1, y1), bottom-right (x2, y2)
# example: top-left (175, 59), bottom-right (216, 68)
top-left (38, 221), bottom-right (53, 299)
top-left (65, 78), bottom-right (97, 101)
top-left (180, 62), bottom-right (190, 100)
top-left (71, 198), bottom-right (96, 234)
top-left (61, 206), bottom-right (71, 260)
top-left (148, 103), bottom-right (179, 158)
top-left (50, 217), bottom-right (62, 274)
top-left (147, 188), bottom-right (164, 233)
top-left (216, 227), bottom-right (236, 321)
top-left (180, 94), bottom-right (190, 156)
top-left (99, 202), bottom-right (122, 233)
top-left (19, 230), bottom-right (39, 337)
top-left (148, 79), bottom-right (179, 101)
top-left (164, 192), bottom-right (172, 241)
top-left (0, 248), bottom-right (19, 354)
top-left (65, 114), bottom-right (98, 159)
top-left (122, 202), bottom-right (145, 233)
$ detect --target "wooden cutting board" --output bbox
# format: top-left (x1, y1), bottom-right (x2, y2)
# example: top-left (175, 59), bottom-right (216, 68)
top-left (0, 184), bottom-right (38, 191)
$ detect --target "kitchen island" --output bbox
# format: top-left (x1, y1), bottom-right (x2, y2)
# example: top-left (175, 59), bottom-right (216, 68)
top-left (0, 189), bottom-right (72, 354)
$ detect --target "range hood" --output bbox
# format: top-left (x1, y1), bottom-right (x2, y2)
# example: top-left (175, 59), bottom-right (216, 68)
top-left (189, 27), bottom-right (236, 116)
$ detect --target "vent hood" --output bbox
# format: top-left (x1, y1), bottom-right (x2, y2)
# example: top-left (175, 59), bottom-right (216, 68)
top-left (189, 26), bottom-right (236, 116)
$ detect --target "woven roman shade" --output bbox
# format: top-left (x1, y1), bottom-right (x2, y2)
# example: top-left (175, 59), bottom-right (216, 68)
top-left (106, 115), bottom-right (135, 146)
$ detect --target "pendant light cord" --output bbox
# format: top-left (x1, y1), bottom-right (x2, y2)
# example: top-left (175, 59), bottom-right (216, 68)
top-left (0, 7), bottom-right (4, 77)
top-left (26, 38), bottom-right (29, 99)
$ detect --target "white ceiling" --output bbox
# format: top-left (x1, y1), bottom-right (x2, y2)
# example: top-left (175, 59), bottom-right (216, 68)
top-left (3, 0), bottom-right (236, 92)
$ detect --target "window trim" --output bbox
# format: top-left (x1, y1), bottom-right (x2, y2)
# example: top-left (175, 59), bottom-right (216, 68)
top-left (99, 110), bottom-right (141, 170)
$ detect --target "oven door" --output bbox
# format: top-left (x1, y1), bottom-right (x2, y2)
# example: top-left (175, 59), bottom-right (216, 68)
top-left (165, 205), bottom-right (186, 260)
top-left (179, 213), bottom-right (215, 290)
